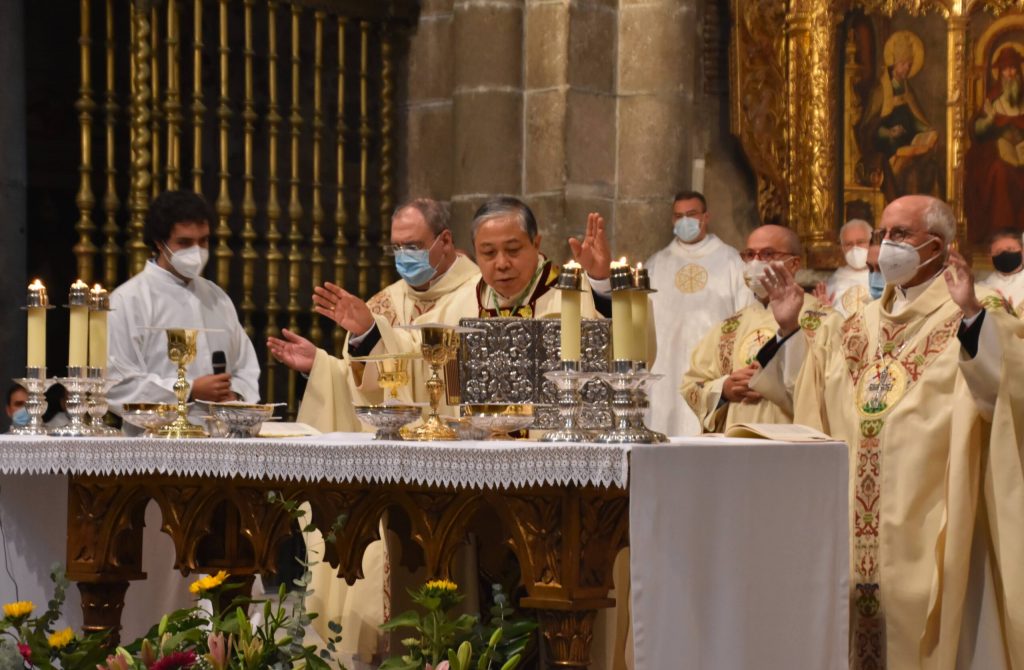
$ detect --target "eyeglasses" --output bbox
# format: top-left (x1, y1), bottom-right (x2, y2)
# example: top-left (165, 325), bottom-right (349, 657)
top-left (739, 248), bottom-right (797, 262)
top-left (870, 227), bottom-right (919, 245)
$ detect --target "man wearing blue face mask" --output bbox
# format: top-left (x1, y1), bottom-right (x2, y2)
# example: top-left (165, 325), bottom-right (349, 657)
top-left (752, 195), bottom-right (1024, 669)
top-left (107, 190), bottom-right (261, 413)
top-left (4, 383), bottom-right (28, 432)
top-left (645, 190), bottom-right (754, 437)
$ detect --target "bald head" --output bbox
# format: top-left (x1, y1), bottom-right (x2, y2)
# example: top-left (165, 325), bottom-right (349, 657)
top-left (746, 224), bottom-right (802, 258)
top-left (881, 195), bottom-right (955, 245)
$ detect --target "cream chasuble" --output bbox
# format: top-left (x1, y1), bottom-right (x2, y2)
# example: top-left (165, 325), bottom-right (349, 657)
top-left (645, 234), bottom-right (754, 437)
top-left (751, 278), bottom-right (1024, 670)
top-left (681, 293), bottom-right (828, 433)
top-left (978, 269), bottom-right (1024, 315)
top-left (827, 265), bottom-right (871, 317)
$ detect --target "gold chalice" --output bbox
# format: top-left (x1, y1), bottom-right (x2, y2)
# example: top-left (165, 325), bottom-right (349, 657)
top-left (158, 327), bottom-right (208, 438)
top-left (403, 325), bottom-right (460, 440)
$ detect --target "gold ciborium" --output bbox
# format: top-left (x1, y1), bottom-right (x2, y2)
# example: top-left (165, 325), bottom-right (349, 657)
top-left (158, 328), bottom-right (208, 438)
top-left (405, 325), bottom-right (460, 441)
top-left (375, 353), bottom-right (418, 402)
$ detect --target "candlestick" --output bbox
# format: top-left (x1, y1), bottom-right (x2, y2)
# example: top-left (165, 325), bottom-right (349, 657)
top-left (88, 284), bottom-right (110, 370)
top-left (610, 258), bottom-right (634, 362)
top-left (67, 279), bottom-right (90, 370)
top-left (25, 280), bottom-right (49, 369)
top-left (631, 263), bottom-right (656, 364)
top-left (556, 261), bottom-right (583, 362)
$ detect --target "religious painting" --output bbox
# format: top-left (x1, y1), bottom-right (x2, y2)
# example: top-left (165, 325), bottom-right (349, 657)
top-left (841, 11), bottom-right (948, 225)
top-left (964, 13), bottom-right (1024, 249)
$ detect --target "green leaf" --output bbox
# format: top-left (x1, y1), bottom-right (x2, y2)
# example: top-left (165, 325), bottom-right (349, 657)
top-left (499, 653), bottom-right (522, 670)
top-left (327, 619), bottom-right (343, 634)
top-left (380, 610), bottom-right (421, 631)
top-left (457, 640), bottom-right (472, 669)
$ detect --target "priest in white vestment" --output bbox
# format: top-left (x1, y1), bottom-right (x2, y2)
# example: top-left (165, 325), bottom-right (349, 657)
top-left (644, 190), bottom-right (754, 437)
top-left (105, 190), bottom-right (261, 640)
top-left (752, 195), bottom-right (1024, 670)
top-left (822, 218), bottom-right (872, 317)
top-left (978, 227), bottom-right (1024, 314)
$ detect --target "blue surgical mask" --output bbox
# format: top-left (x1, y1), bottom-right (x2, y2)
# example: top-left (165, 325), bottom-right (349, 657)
top-left (868, 270), bottom-right (885, 300)
top-left (394, 236), bottom-right (441, 287)
top-left (11, 407), bottom-right (30, 427)
top-left (673, 216), bottom-right (702, 243)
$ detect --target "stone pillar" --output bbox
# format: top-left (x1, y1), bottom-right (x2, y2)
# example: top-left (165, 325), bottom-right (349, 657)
top-left (0, 0), bottom-right (27, 408)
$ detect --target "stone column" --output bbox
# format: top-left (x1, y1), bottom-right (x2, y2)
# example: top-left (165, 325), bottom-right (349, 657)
top-left (0, 0), bottom-right (27, 403)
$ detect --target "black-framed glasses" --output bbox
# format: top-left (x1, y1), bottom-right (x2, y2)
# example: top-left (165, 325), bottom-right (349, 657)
top-left (739, 248), bottom-right (796, 262)
top-left (870, 227), bottom-right (918, 245)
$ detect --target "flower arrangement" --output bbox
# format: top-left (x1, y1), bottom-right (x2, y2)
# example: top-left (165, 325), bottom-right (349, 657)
top-left (380, 581), bottom-right (535, 670)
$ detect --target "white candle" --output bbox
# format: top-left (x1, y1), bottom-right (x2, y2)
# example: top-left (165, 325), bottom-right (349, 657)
top-left (610, 257), bottom-right (634, 361)
top-left (68, 279), bottom-right (90, 369)
top-left (88, 284), bottom-right (109, 369)
top-left (558, 261), bottom-right (583, 362)
top-left (27, 279), bottom-right (47, 369)
top-left (631, 263), bottom-right (650, 364)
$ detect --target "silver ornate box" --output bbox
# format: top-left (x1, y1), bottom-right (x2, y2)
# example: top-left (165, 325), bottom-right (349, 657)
top-left (456, 318), bottom-right (612, 430)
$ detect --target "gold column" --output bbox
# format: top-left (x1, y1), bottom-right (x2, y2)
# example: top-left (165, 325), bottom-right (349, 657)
top-left (128, 0), bottom-right (153, 276)
top-left (264, 0), bottom-right (284, 403)
top-left (102, 0), bottom-right (120, 288)
top-left (310, 11), bottom-right (327, 345)
top-left (214, 0), bottom-right (233, 290)
top-left (240, 0), bottom-right (258, 337)
top-left (378, 26), bottom-right (394, 289)
top-left (356, 21), bottom-right (371, 298)
top-left (149, 3), bottom-right (162, 199)
top-left (948, 9), bottom-right (968, 242)
top-left (165, 0), bottom-right (182, 191)
top-left (333, 17), bottom-right (349, 356)
top-left (785, 2), bottom-right (838, 267)
top-left (75, 0), bottom-right (98, 284)
top-left (286, 4), bottom-right (306, 414)
top-left (191, 0), bottom-right (204, 193)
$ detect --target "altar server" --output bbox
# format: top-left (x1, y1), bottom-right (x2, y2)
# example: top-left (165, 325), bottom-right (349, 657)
top-left (644, 190), bottom-right (754, 437)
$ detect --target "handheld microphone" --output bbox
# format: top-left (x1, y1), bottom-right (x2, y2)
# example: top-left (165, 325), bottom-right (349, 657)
top-left (212, 351), bottom-right (227, 375)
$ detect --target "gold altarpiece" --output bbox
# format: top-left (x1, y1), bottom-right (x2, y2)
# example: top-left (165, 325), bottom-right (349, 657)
top-left (731, 0), bottom-right (1024, 269)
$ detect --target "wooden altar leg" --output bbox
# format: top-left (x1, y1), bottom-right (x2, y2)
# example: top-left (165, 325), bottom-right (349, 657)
top-left (538, 609), bottom-right (598, 668)
top-left (77, 580), bottom-right (130, 643)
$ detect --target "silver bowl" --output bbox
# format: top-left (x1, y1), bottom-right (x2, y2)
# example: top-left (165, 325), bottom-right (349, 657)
top-left (355, 404), bottom-right (422, 440)
top-left (207, 402), bottom-right (276, 438)
top-left (443, 416), bottom-right (490, 441)
top-left (462, 404), bottom-right (535, 440)
top-left (121, 403), bottom-right (179, 435)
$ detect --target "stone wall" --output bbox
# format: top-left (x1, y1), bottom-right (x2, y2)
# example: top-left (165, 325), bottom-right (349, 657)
top-left (395, 0), bottom-right (759, 264)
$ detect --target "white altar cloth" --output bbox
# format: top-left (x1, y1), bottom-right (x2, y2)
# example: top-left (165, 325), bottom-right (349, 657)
top-left (630, 438), bottom-right (849, 670)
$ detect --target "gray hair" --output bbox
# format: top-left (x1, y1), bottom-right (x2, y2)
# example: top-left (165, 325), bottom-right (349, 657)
top-left (470, 196), bottom-right (539, 242)
top-left (922, 198), bottom-right (956, 245)
top-left (393, 198), bottom-right (451, 236)
top-left (839, 218), bottom-right (872, 241)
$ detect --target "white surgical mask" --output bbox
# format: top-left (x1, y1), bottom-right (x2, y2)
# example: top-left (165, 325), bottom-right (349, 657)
top-left (743, 259), bottom-right (769, 299)
top-left (163, 244), bottom-right (209, 280)
top-left (877, 237), bottom-right (940, 286)
top-left (673, 216), bottom-right (702, 243)
top-left (844, 246), bottom-right (869, 270)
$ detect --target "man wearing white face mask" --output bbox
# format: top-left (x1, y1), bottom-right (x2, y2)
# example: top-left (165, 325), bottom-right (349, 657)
top-left (645, 190), bottom-right (753, 437)
top-left (751, 195), bottom-right (1024, 669)
top-left (681, 224), bottom-right (828, 433)
top-left (107, 190), bottom-right (261, 413)
top-left (822, 218), bottom-right (873, 317)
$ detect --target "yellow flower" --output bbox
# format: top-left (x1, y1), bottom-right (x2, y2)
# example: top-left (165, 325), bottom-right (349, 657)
top-left (424, 579), bottom-right (458, 592)
top-left (189, 570), bottom-right (230, 595)
top-left (2, 600), bottom-right (34, 619)
top-left (48, 627), bottom-right (75, 649)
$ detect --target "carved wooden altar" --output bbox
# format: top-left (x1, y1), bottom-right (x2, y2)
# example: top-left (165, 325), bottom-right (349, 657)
top-left (63, 462), bottom-right (628, 669)
top-left (731, 0), bottom-right (1024, 268)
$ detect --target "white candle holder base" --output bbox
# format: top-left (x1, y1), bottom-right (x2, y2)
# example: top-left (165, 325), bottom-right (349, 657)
top-left (11, 367), bottom-right (54, 436)
top-left (540, 362), bottom-right (593, 443)
top-left (87, 367), bottom-right (120, 436)
top-left (595, 360), bottom-right (648, 444)
top-left (632, 366), bottom-right (669, 444)
top-left (50, 367), bottom-right (94, 437)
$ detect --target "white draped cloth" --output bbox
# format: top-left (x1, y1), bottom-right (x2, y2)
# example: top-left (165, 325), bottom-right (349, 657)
top-left (106, 261), bottom-right (261, 414)
top-left (644, 234), bottom-right (754, 437)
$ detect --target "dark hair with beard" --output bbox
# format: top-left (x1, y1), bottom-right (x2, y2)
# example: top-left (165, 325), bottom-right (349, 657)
top-left (144, 191), bottom-right (215, 253)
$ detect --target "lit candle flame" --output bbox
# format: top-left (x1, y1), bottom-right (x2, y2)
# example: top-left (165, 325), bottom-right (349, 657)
top-left (28, 279), bottom-right (45, 291)
top-left (610, 257), bottom-right (629, 269)
top-left (71, 279), bottom-right (89, 290)
top-left (563, 259), bottom-right (582, 270)
top-left (91, 283), bottom-right (106, 294)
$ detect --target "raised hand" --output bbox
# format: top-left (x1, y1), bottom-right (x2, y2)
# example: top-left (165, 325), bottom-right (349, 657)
top-left (944, 250), bottom-right (983, 319)
top-left (812, 281), bottom-right (834, 308)
top-left (312, 282), bottom-right (375, 334)
top-left (267, 328), bottom-right (317, 374)
top-left (762, 261), bottom-right (805, 337)
top-left (568, 212), bottom-right (611, 280)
